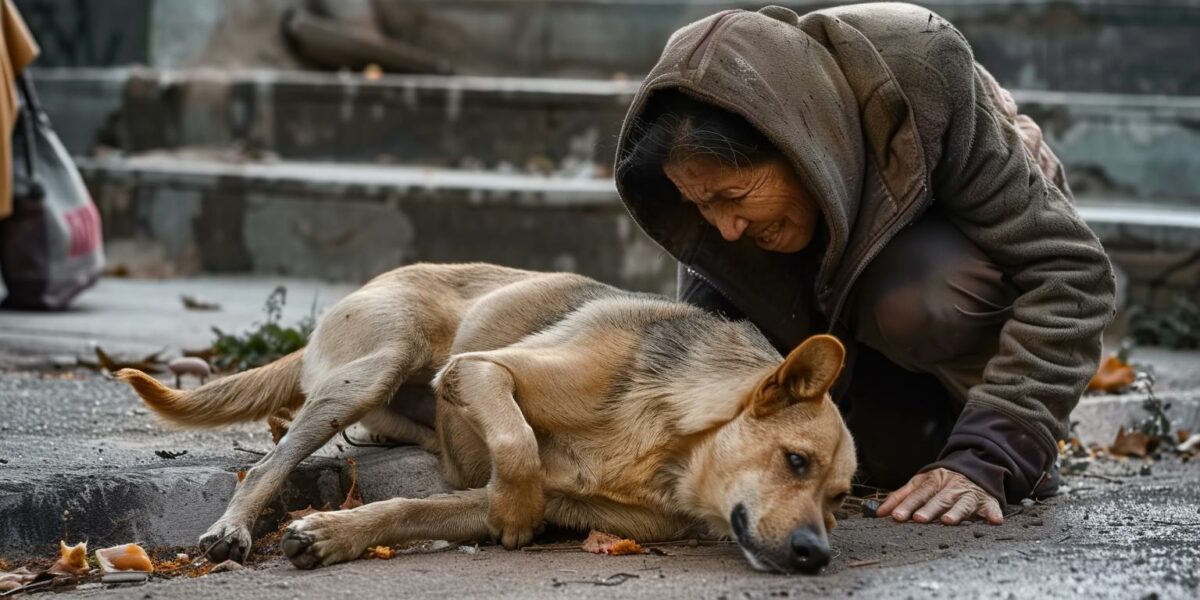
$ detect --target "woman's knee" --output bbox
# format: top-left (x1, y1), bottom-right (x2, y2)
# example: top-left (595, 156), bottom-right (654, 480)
top-left (854, 215), bottom-right (1016, 367)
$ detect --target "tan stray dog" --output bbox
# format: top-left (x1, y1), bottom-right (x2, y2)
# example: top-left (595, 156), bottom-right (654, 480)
top-left (117, 263), bottom-right (856, 574)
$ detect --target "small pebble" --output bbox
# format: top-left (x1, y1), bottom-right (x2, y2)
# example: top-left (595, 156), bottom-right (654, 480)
top-left (686, 539), bottom-right (698, 548)
top-left (1139, 464), bottom-right (1153, 476)
top-left (1029, 518), bottom-right (1044, 527)
top-left (211, 560), bottom-right (244, 573)
top-left (1020, 498), bottom-right (1036, 508)
top-left (973, 530), bottom-right (985, 538)
top-left (168, 357), bottom-right (212, 378)
top-left (938, 543), bottom-right (950, 549)
top-left (861, 499), bottom-right (883, 517)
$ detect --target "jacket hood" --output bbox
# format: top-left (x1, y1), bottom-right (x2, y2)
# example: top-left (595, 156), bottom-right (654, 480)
top-left (615, 5), bottom-right (927, 322)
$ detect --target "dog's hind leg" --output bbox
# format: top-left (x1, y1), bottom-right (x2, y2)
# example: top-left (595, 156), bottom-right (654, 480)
top-left (202, 349), bottom-right (413, 564)
top-left (282, 488), bottom-right (491, 568)
top-left (358, 408), bottom-right (438, 453)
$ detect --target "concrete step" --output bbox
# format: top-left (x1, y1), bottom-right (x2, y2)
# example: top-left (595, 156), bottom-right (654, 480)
top-left (79, 155), bottom-right (677, 292)
top-left (0, 371), bottom-right (338, 556)
top-left (17, 0), bottom-right (1200, 95)
top-left (37, 68), bottom-right (1200, 205)
top-left (0, 371), bottom-right (448, 556)
top-left (36, 68), bottom-right (636, 178)
top-left (78, 154), bottom-right (1200, 290)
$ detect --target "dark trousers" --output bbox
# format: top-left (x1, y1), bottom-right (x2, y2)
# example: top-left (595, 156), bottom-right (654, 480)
top-left (840, 210), bottom-right (1017, 489)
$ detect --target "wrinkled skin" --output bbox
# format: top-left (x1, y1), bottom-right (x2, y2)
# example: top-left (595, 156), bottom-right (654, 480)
top-left (878, 468), bottom-right (1004, 525)
top-left (664, 154), bottom-right (820, 253)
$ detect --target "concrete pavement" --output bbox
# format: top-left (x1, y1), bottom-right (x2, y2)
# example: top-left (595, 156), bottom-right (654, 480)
top-left (0, 275), bottom-right (356, 364)
top-left (1, 275), bottom-right (1198, 598)
top-left (49, 451), bottom-right (1200, 599)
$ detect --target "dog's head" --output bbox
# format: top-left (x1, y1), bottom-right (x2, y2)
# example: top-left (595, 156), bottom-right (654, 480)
top-left (699, 334), bottom-right (856, 575)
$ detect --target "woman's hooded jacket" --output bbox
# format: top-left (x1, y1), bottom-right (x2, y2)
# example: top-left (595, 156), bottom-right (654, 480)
top-left (614, 3), bottom-right (1116, 505)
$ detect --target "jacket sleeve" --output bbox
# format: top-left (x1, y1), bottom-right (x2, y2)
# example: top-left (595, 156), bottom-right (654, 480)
top-left (921, 32), bottom-right (1117, 506)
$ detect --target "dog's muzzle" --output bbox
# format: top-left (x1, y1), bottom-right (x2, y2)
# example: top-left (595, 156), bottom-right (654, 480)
top-left (788, 527), bottom-right (831, 574)
top-left (730, 503), bottom-right (831, 575)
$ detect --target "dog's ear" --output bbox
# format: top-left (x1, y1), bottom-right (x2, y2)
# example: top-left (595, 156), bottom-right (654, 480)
top-left (748, 335), bottom-right (845, 418)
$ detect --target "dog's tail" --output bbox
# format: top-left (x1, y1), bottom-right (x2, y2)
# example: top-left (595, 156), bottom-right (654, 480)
top-left (115, 349), bottom-right (306, 427)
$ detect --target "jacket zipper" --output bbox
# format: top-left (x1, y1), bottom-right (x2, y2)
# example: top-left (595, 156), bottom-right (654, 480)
top-left (825, 235), bottom-right (890, 331)
top-left (827, 184), bottom-right (929, 329)
top-left (686, 10), bottom-right (738, 70)
top-left (686, 265), bottom-right (737, 308)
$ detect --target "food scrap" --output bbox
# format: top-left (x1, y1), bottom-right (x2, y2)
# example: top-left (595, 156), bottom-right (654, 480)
top-left (48, 541), bottom-right (89, 576)
top-left (0, 566), bottom-right (36, 593)
top-left (95, 543), bottom-right (153, 583)
top-left (581, 530), bottom-right (644, 556)
top-left (363, 546), bottom-right (395, 560)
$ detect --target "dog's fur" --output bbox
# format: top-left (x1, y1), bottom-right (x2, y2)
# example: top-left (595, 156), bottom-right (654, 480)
top-left (117, 263), bottom-right (856, 574)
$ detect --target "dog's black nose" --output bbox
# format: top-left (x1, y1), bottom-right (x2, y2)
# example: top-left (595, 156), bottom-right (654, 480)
top-left (789, 527), bottom-right (831, 574)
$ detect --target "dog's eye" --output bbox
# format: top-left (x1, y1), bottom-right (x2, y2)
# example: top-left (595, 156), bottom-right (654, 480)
top-left (786, 452), bottom-right (808, 476)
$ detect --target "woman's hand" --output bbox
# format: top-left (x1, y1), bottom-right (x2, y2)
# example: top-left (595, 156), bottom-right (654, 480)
top-left (876, 468), bottom-right (1004, 525)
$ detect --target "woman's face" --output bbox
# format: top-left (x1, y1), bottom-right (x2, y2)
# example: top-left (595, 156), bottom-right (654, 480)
top-left (663, 154), bottom-right (820, 253)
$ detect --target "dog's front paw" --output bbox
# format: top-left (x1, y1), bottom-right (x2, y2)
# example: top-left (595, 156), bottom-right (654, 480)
top-left (486, 482), bottom-right (545, 550)
top-left (200, 520), bottom-right (253, 564)
top-left (282, 512), bottom-right (366, 569)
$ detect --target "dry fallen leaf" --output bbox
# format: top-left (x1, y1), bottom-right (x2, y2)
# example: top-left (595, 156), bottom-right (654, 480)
top-left (581, 530), bottom-right (643, 555)
top-left (340, 458), bottom-right (363, 510)
top-left (1088, 354), bottom-right (1135, 393)
top-left (80, 346), bottom-right (169, 374)
top-left (48, 541), bottom-right (88, 576)
top-left (1179, 430), bottom-right (1193, 444)
top-left (237, 470), bottom-right (247, 483)
top-left (268, 416), bottom-right (290, 445)
top-left (180, 295), bottom-right (221, 311)
top-left (1109, 426), bottom-right (1159, 458)
top-left (287, 503), bottom-right (332, 520)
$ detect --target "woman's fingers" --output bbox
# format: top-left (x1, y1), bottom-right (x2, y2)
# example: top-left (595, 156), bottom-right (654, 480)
top-left (879, 468), bottom-right (1006, 525)
top-left (877, 480), bottom-right (918, 517)
top-left (940, 495), bottom-right (978, 525)
top-left (913, 487), bottom-right (963, 523)
top-left (977, 496), bottom-right (1005, 525)
top-left (890, 478), bottom-right (940, 522)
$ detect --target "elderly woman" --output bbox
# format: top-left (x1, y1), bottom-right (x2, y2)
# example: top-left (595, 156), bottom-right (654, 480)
top-left (615, 3), bottom-right (1115, 524)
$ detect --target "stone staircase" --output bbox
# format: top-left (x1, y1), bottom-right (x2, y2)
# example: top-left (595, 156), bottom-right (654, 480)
top-left (19, 0), bottom-right (1200, 297)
